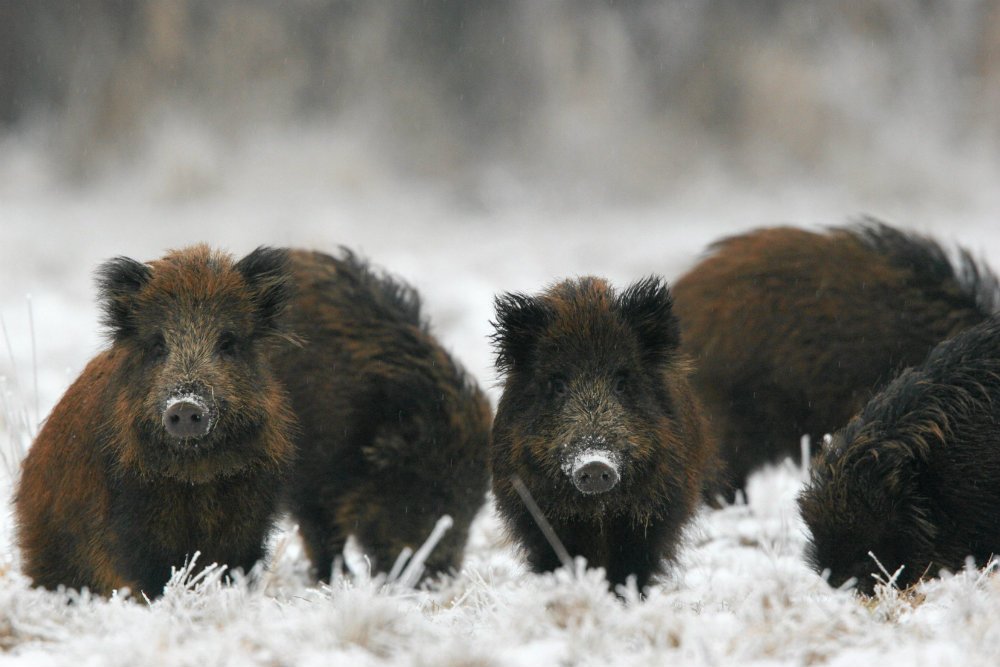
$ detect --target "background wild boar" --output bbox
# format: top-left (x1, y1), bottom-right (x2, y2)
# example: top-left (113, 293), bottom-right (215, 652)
top-left (672, 221), bottom-right (998, 501)
top-left (274, 249), bottom-right (492, 583)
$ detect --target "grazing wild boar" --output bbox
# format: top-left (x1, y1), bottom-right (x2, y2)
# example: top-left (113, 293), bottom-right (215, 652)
top-left (274, 249), bottom-right (491, 582)
top-left (15, 245), bottom-right (297, 597)
top-left (672, 220), bottom-right (998, 501)
top-left (491, 277), bottom-right (717, 591)
top-left (799, 314), bottom-right (1000, 595)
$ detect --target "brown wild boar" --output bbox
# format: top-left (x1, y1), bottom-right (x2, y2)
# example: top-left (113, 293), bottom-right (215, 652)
top-left (799, 314), bottom-right (1000, 595)
top-left (273, 249), bottom-right (492, 582)
top-left (15, 245), bottom-right (297, 597)
top-left (672, 221), bottom-right (998, 501)
top-left (491, 276), bottom-right (716, 591)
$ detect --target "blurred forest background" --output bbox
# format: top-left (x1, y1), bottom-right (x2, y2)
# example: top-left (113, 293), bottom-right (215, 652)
top-left (1, 0), bottom-right (998, 204)
top-left (1, 0), bottom-right (999, 429)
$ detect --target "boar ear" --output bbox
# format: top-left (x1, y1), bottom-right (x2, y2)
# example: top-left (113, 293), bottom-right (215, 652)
top-left (492, 292), bottom-right (551, 375)
top-left (864, 438), bottom-right (927, 498)
top-left (618, 276), bottom-right (680, 366)
top-left (96, 256), bottom-right (152, 341)
top-left (236, 246), bottom-right (293, 336)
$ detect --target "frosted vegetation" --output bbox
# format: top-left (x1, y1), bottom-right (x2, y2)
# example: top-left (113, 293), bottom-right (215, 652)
top-left (2, 1), bottom-right (1000, 663)
top-left (3, 439), bottom-right (1000, 664)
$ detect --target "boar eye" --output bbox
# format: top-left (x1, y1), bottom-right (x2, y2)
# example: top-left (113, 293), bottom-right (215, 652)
top-left (613, 372), bottom-right (628, 395)
top-left (218, 331), bottom-right (239, 357)
top-left (149, 334), bottom-right (167, 361)
top-left (546, 376), bottom-right (568, 399)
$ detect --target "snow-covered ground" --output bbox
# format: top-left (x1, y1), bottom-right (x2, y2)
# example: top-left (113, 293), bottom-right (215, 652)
top-left (1, 125), bottom-right (1000, 665)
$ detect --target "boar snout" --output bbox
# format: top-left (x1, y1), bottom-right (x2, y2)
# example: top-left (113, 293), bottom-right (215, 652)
top-left (163, 395), bottom-right (212, 439)
top-left (566, 448), bottom-right (621, 495)
top-left (573, 459), bottom-right (619, 494)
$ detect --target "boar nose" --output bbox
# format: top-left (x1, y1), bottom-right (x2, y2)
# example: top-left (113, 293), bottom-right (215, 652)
top-left (572, 460), bottom-right (620, 495)
top-left (162, 397), bottom-right (211, 439)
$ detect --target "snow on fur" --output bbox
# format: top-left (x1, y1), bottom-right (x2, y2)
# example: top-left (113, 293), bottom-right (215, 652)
top-left (561, 448), bottom-right (622, 481)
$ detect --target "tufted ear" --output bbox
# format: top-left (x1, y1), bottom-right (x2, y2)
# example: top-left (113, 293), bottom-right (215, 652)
top-left (95, 256), bottom-right (152, 341)
top-left (617, 276), bottom-right (680, 367)
top-left (491, 292), bottom-right (552, 375)
top-left (235, 246), bottom-right (294, 337)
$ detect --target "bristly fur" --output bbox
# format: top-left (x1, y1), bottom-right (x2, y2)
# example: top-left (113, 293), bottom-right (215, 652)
top-left (96, 256), bottom-right (153, 341)
top-left (491, 292), bottom-right (554, 376)
top-left (235, 246), bottom-right (295, 338)
top-left (336, 246), bottom-right (425, 329)
top-left (616, 276), bottom-right (680, 368)
top-left (850, 217), bottom-right (1000, 316)
top-left (799, 314), bottom-right (1000, 594)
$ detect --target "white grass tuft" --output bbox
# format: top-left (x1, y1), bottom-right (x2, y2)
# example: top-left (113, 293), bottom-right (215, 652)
top-left (392, 514), bottom-right (453, 590)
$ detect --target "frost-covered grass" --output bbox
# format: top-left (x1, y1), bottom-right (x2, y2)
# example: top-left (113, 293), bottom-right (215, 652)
top-left (2, 127), bottom-right (1000, 665)
top-left (3, 457), bottom-right (1000, 666)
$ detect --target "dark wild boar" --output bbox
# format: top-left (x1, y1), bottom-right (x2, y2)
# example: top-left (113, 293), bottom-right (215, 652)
top-left (672, 221), bottom-right (998, 501)
top-left (491, 277), bottom-right (716, 591)
top-left (15, 245), bottom-right (297, 597)
top-left (799, 314), bottom-right (1000, 595)
top-left (274, 249), bottom-right (491, 582)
